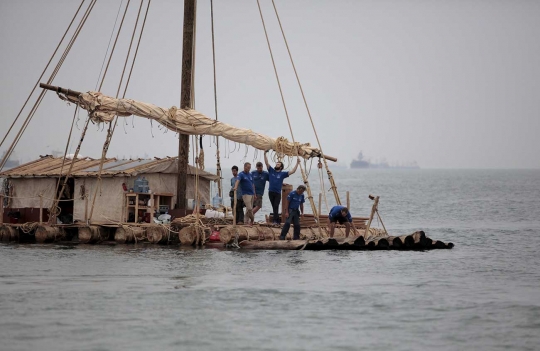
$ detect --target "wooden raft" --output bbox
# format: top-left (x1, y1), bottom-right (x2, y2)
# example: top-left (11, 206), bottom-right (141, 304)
top-left (232, 230), bottom-right (454, 251)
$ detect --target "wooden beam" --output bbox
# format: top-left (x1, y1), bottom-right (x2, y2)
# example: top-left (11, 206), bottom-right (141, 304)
top-left (364, 195), bottom-right (379, 239)
top-left (176, 0), bottom-right (197, 209)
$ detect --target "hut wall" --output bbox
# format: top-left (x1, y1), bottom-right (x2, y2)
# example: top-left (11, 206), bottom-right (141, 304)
top-left (9, 178), bottom-right (56, 208)
top-left (73, 174), bottom-right (212, 223)
top-left (140, 173), bottom-right (211, 206)
top-left (73, 177), bottom-right (126, 222)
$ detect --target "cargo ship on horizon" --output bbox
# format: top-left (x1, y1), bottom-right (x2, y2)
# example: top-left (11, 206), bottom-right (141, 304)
top-left (350, 152), bottom-right (420, 169)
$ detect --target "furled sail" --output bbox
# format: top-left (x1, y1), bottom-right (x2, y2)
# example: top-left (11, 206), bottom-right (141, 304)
top-left (56, 90), bottom-right (336, 161)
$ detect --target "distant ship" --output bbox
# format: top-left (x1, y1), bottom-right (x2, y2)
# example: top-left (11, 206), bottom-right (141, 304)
top-left (350, 152), bottom-right (419, 169)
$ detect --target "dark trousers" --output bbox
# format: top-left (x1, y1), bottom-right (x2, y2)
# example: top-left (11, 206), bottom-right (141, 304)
top-left (280, 209), bottom-right (301, 240)
top-left (231, 198), bottom-right (245, 223)
top-left (269, 191), bottom-right (281, 223)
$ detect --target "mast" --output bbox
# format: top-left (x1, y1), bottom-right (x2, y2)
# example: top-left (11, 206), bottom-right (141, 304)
top-left (177, 0), bottom-right (196, 209)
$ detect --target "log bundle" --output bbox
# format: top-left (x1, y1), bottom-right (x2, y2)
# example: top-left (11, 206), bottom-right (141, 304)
top-left (234, 230), bottom-right (454, 251)
top-left (179, 226), bottom-right (211, 245)
top-left (147, 225), bottom-right (176, 244)
top-left (35, 226), bottom-right (65, 243)
top-left (0, 225), bottom-right (18, 242)
top-left (79, 226), bottom-right (107, 244)
top-left (115, 226), bottom-right (145, 244)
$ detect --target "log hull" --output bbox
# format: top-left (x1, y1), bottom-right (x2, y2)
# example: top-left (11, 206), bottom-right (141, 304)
top-left (115, 227), bottom-right (145, 244)
top-left (79, 226), bottom-right (107, 244)
top-left (147, 225), bottom-right (172, 244)
top-left (0, 225), bottom-right (18, 242)
top-left (35, 226), bottom-right (65, 243)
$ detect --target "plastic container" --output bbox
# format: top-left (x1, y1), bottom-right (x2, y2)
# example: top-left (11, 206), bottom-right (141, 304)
top-left (134, 177), bottom-right (143, 192)
top-left (212, 194), bottom-right (223, 208)
top-left (138, 177), bottom-right (149, 193)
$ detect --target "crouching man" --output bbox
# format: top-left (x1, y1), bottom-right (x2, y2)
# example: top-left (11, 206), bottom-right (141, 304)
top-left (279, 185), bottom-right (306, 240)
top-left (328, 205), bottom-right (353, 238)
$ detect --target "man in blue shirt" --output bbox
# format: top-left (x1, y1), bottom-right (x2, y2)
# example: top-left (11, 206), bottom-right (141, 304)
top-left (328, 205), bottom-right (353, 238)
top-left (230, 166), bottom-right (244, 224)
top-left (279, 185), bottom-right (306, 240)
top-left (264, 151), bottom-right (300, 225)
top-left (233, 162), bottom-right (257, 225)
top-left (251, 161), bottom-right (269, 216)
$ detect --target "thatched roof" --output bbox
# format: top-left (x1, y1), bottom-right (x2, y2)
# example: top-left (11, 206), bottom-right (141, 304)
top-left (0, 155), bottom-right (218, 180)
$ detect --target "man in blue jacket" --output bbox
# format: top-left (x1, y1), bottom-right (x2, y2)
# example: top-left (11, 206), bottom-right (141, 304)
top-left (279, 185), bottom-right (306, 240)
top-left (264, 151), bottom-right (300, 225)
top-left (233, 162), bottom-right (257, 225)
top-left (251, 161), bottom-right (269, 216)
top-left (230, 166), bottom-right (244, 224)
top-left (328, 205), bottom-right (353, 238)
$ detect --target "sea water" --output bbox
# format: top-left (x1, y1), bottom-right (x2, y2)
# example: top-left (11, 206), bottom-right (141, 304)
top-left (1, 169), bottom-right (539, 351)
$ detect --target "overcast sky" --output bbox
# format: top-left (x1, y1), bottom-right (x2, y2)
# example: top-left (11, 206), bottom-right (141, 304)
top-left (1, 0), bottom-right (539, 169)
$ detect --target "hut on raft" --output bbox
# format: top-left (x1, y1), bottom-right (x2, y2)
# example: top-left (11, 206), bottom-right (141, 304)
top-left (0, 155), bottom-right (218, 224)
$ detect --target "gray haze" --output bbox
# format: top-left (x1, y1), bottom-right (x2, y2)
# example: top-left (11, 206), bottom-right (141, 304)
top-left (1, 0), bottom-right (539, 169)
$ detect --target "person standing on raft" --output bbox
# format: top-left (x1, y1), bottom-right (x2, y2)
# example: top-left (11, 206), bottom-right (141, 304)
top-left (230, 166), bottom-right (244, 224)
top-left (279, 185), bottom-right (306, 240)
top-left (264, 151), bottom-right (301, 225)
top-left (328, 205), bottom-right (353, 238)
top-left (233, 162), bottom-right (257, 226)
top-left (251, 161), bottom-right (269, 216)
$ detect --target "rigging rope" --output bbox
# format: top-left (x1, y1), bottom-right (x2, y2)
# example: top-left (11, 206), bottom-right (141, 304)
top-left (270, 0), bottom-right (341, 205)
top-left (89, 0), bottom-right (147, 221)
top-left (0, 0), bottom-right (96, 171)
top-left (0, 0), bottom-right (85, 151)
top-left (256, 0), bottom-right (323, 239)
top-left (48, 105), bottom-right (79, 225)
top-left (95, 0), bottom-right (124, 90)
top-left (210, 0), bottom-right (223, 198)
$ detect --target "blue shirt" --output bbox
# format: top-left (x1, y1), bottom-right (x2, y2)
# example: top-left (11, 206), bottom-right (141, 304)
top-left (329, 205), bottom-right (352, 222)
top-left (237, 171), bottom-right (255, 195)
top-left (251, 170), bottom-right (269, 195)
top-left (268, 166), bottom-right (289, 194)
top-left (287, 190), bottom-right (305, 210)
top-left (230, 176), bottom-right (242, 199)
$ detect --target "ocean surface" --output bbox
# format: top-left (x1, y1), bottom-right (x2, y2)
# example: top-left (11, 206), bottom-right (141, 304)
top-left (1, 169), bottom-right (539, 351)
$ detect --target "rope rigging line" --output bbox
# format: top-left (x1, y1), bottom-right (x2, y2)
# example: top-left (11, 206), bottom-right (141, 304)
top-left (256, 0), bottom-right (323, 239)
top-left (0, 0), bottom-right (96, 172)
top-left (49, 104), bottom-right (80, 224)
top-left (210, 0), bottom-right (223, 198)
top-left (97, 0), bottom-right (132, 92)
top-left (89, 0), bottom-right (148, 222)
top-left (45, 0), bottom-right (111, 222)
top-left (270, 0), bottom-right (341, 205)
top-left (95, 0), bottom-right (125, 90)
top-left (0, 0), bottom-right (86, 152)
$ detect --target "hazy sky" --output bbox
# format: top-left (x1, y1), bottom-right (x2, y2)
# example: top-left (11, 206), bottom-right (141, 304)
top-left (1, 0), bottom-right (539, 169)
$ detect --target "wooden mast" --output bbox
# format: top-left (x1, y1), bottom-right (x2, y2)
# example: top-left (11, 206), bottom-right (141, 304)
top-left (177, 0), bottom-right (196, 209)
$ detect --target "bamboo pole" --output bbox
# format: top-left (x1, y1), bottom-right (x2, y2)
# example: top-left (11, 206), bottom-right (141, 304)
top-left (375, 209), bottom-right (388, 235)
top-left (84, 195), bottom-right (89, 224)
top-left (39, 194), bottom-right (43, 224)
top-left (364, 195), bottom-right (379, 239)
top-left (318, 193), bottom-right (322, 219)
top-left (346, 191), bottom-right (350, 209)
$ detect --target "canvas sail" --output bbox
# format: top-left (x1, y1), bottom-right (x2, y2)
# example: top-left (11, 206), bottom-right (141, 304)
top-left (59, 91), bottom-right (333, 160)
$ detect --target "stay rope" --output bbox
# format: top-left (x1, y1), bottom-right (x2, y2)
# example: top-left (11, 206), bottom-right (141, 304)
top-left (210, 0), bottom-right (223, 198)
top-left (256, 0), bottom-right (323, 240)
top-left (89, 0), bottom-right (151, 222)
top-left (270, 0), bottom-right (341, 205)
top-left (0, 0), bottom-right (85, 152)
top-left (0, 0), bottom-right (96, 172)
